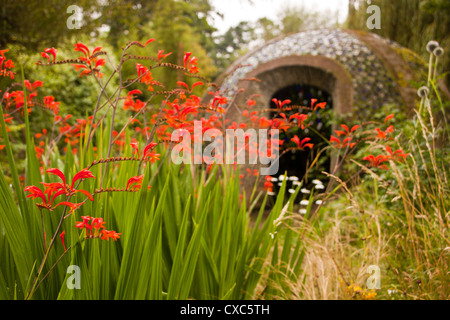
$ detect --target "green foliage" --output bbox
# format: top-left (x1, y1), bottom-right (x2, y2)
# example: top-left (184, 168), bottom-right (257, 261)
top-left (346, 0), bottom-right (450, 86)
top-left (0, 113), bottom-right (302, 299)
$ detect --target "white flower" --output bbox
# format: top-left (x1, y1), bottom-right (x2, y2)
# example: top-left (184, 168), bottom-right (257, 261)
top-left (278, 175), bottom-right (285, 181)
top-left (288, 189), bottom-right (295, 194)
top-left (300, 200), bottom-right (309, 206)
top-left (387, 289), bottom-right (398, 295)
top-left (312, 179), bottom-right (322, 185)
top-left (433, 46), bottom-right (444, 57)
top-left (278, 182), bottom-right (283, 186)
top-left (267, 191), bottom-right (275, 196)
top-left (315, 200), bottom-right (323, 205)
top-left (315, 184), bottom-right (325, 190)
top-left (426, 40), bottom-right (439, 53)
top-left (289, 176), bottom-right (299, 181)
top-left (299, 209), bottom-right (307, 214)
top-left (293, 181), bottom-right (302, 186)
top-left (270, 177), bottom-right (278, 182)
top-left (301, 188), bottom-right (310, 194)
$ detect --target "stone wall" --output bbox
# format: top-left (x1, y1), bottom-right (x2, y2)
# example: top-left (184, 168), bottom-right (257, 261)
top-left (207, 28), bottom-right (424, 119)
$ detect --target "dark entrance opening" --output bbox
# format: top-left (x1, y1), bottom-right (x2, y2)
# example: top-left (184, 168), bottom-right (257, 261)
top-left (270, 84), bottom-right (333, 193)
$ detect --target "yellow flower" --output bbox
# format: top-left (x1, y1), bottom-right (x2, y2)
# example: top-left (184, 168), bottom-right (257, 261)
top-left (353, 285), bottom-right (362, 292)
top-left (364, 291), bottom-right (377, 300)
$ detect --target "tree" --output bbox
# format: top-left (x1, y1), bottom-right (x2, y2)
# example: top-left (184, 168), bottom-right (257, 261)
top-left (345, 0), bottom-right (450, 86)
top-left (0, 0), bottom-right (99, 50)
top-left (213, 21), bottom-right (256, 70)
top-left (211, 3), bottom-right (340, 73)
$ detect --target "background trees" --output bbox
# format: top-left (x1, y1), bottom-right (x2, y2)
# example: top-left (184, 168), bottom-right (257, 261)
top-left (346, 0), bottom-right (449, 86)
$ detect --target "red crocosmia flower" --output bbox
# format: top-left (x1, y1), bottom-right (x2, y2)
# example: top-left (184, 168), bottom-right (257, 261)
top-left (91, 217), bottom-right (106, 231)
top-left (80, 217), bottom-right (119, 240)
top-left (75, 215), bottom-right (91, 229)
top-left (24, 185), bottom-right (49, 207)
top-left (350, 125), bottom-right (359, 133)
top-left (272, 98), bottom-right (291, 110)
top-left (75, 215), bottom-right (94, 236)
top-left (375, 125), bottom-right (393, 140)
top-left (386, 145), bottom-right (409, 162)
top-left (73, 64), bottom-right (92, 77)
top-left (375, 128), bottom-right (386, 139)
top-left (334, 124), bottom-right (347, 137)
top-left (335, 124), bottom-right (359, 137)
top-left (43, 95), bottom-right (60, 114)
top-left (100, 229), bottom-right (121, 241)
top-left (190, 81), bottom-right (203, 91)
top-left (291, 135), bottom-right (300, 148)
top-left (94, 58), bottom-right (105, 69)
top-left (157, 50), bottom-right (172, 60)
top-left (71, 169), bottom-right (95, 189)
top-left (182, 52), bottom-right (199, 74)
top-left (130, 142), bottom-right (140, 158)
top-left (4, 59), bottom-right (14, 69)
top-left (272, 118), bottom-right (290, 131)
top-left (41, 52), bottom-right (50, 64)
top-left (177, 81), bottom-right (189, 91)
top-left (330, 135), bottom-right (341, 146)
top-left (53, 201), bottom-right (84, 214)
top-left (289, 113), bottom-right (308, 129)
top-left (74, 43), bottom-right (91, 59)
top-left (0, 49), bottom-right (8, 58)
top-left (76, 216), bottom-right (107, 238)
top-left (342, 137), bottom-right (356, 149)
top-left (330, 134), bottom-right (356, 149)
top-left (263, 176), bottom-right (274, 192)
top-left (24, 80), bottom-right (43, 92)
top-left (145, 151), bottom-right (161, 164)
top-left (135, 63), bottom-right (162, 91)
top-left (73, 43), bottom-right (105, 77)
top-left (126, 175), bottom-right (144, 190)
top-left (188, 57), bottom-right (199, 74)
top-left (44, 47), bottom-right (57, 63)
top-left (247, 99), bottom-right (256, 108)
top-left (183, 52), bottom-right (192, 69)
top-left (313, 101), bottom-right (327, 111)
top-left (128, 89), bottom-right (143, 97)
top-left (384, 114), bottom-right (394, 123)
top-left (291, 135), bottom-right (314, 150)
top-left (60, 230), bottom-right (66, 251)
top-left (211, 95), bottom-right (228, 108)
top-left (246, 168), bottom-right (258, 177)
top-left (45, 168), bottom-right (66, 186)
top-left (143, 142), bottom-right (157, 158)
top-left (363, 154), bottom-right (389, 170)
top-left (40, 182), bottom-right (66, 205)
top-left (301, 137), bottom-right (314, 149)
top-left (144, 38), bottom-right (156, 46)
top-left (46, 168), bottom-right (95, 200)
top-left (26, 182), bottom-right (66, 209)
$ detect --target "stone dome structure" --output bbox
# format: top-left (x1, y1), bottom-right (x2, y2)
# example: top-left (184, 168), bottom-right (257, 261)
top-left (202, 28), bottom-right (428, 191)
top-left (210, 28), bottom-right (426, 120)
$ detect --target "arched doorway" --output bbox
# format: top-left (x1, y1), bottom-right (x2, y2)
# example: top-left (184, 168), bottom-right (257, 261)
top-left (270, 84), bottom-right (333, 194)
top-left (216, 55), bottom-right (354, 199)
